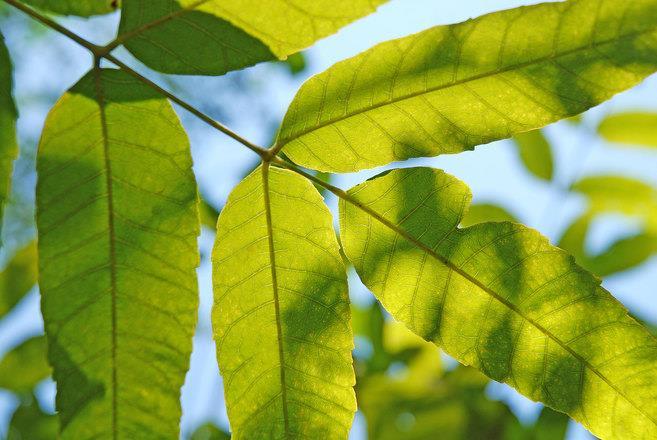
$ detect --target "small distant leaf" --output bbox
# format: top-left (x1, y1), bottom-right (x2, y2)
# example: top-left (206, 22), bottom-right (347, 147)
top-left (0, 336), bottom-right (50, 394)
top-left (571, 175), bottom-right (657, 230)
top-left (0, 33), bottom-right (18, 244)
top-left (189, 423), bottom-right (230, 440)
top-left (559, 213), bottom-right (657, 277)
top-left (0, 240), bottom-right (37, 319)
top-left (598, 112), bottom-right (657, 148)
top-left (119, 0), bottom-right (386, 75)
top-left (282, 53), bottom-right (307, 76)
top-left (340, 167), bottom-right (657, 439)
top-left (212, 165), bottom-right (355, 438)
top-left (36, 68), bottom-right (200, 438)
top-left (7, 398), bottom-right (58, 440)
top-left (512, 130), bottom-right (554, 181)
top-left (21, 0), bottom-right (119, 17)
top-left (460, 203), bottom-right (519, 228)
top-left (199, 195), bottom-right (221, 230)
top-left (277, 0), bottom-right (657, 172)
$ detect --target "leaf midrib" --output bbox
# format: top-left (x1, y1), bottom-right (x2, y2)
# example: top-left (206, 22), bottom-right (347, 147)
top-left (261, 164), bottom-right (291, 438)
top-left (340, 184), bottom-right (657, 429)
top-left (278, 25), bottom-right (656, 147)
top-left (92, 65), bottom-right (118, 439)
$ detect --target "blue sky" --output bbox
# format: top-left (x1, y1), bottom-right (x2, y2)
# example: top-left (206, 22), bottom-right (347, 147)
top-left (1, 0), bottom-right (656, 438)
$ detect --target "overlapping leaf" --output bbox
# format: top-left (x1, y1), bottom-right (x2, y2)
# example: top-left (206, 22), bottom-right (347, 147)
top-left (118, 0), bottom-right (386, 75)
top-left (276, 0), bottom-right (657, 172)
top-left (0, 240), bottom-right (37, 318)
top-left (21, 0), bottom-right (118, 17)
top-left (598, 112), bottom-right (657, 149)
top-left (339, 167), bottom-right (657, 439)
top-left (212, 165), bottom-right (355, 438)
top-left (36, 68), bottom-right (200, 438)
top-left (0, 33), bottom-right (18, 244)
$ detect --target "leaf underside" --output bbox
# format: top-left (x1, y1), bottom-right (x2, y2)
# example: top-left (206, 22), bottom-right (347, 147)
top-left (36, 68), bottom-right (200, 438)
top-left (339, 167), bottom-right (657, 439)
top-left (212, 165), bottom-right (355, 439)
top-left (119, 0), bottom-right (387, 75)
top-left (277, 0), bottom-right (657, 172)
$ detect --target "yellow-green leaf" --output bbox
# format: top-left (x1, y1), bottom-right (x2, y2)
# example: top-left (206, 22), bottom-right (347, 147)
top-left (0, 33), bottom-right (18, 244)
top-left (339, 167), bottom-right (657, 439)
top-left (118, 0), bottom-right (386, 75)
top-left (598, 112), bottom-right (657, 148)
top-left (0, 240), bottom-right (37, 319)
top-left (36, 68), bottom-right (200, 438)
top-left (0, 336), bottom-right (50, 394)
top-left (21, 0), bottom-right (118, 17)
top-left (212, 165), bottom-right (355, 439)
top-left (277, 0), bottom-right (657, 172)
top-left (460, 203), bottom-right (519, 228)
top-left (512, 130), bottom-right (554, 181)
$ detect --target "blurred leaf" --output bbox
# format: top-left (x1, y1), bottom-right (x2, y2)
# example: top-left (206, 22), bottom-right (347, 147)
top-left (512, 130), bottom-right (554, 181)
top-left (36, 68), bottom-right (200, 438)
top-left (559, 213), bottom-right (657, 277)
top-left (119, 0), bottom-right (385, 75)
top-left (352, 302), bottom-right (388, 374)
top-left (199, 195), bottom-right (221, 229)
top-left (21, 0), bottom-right (119, 16)
top-left (189, 423), bottom-right (230, 440)
top-left (460, 203), bottom-right (519, 228)
top-left (0, 32), bottom-right (18, 244)
top-left (340, 167), bottom-right (657, 438)
top-left (0, 336), bottom-right (50, 394)
top-left (571, 175), bottom-right (657, 231)
top-left (212, 165), bottom-right (355, 438)
top-left (598, 112), bottom-right (657, 148)
top-left (0, 240), bottom-right (37, 319)
top-left (276, 0), bottom-right (657, 172)
top-left (7, 397), bottom-right (58, 440)
top-left (282, 53), bottom-right (307, 76)
top-left (532, 407), bottom-right (570, 440)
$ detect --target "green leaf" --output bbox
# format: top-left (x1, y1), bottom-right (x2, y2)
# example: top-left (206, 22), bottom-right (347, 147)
top-left (118, 0), bottom-right (386, 75)
top-left (0, 336), bottom-right (50, 394)
top-left (0, 240), bottom-right (37, 319)
top-left (0, 33), bottom-right (18, 244)
top-left (339, 167), bottom-right (657, 439)
top-left (571, 175), bottom-right (657, 231)
top-left (559, 213), bottom-right (657, 277)
top-left (276, 0), bottom-right (657, 172)
top-left (189, 423), bottom-right (230, 440)
top-left (21, 0), bottom-right (119, 17)
top-left (512, 130), bottom-right (554, 181)
top-left (460, 203), bottom-right (519, 228)
top-left (532, 407), bottom-right (570, 440)
top-left (598, 112), bottom-right (657, 148)
top-left (212, 165), bottom-right (355, 438)
top-left (36, 68), bottom-right (200, 438)
top-left (7, 398), bottom-right (58, 440)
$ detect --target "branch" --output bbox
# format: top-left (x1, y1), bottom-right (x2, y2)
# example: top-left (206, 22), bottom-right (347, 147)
top-left (2, 0), bottom-right (270, 160)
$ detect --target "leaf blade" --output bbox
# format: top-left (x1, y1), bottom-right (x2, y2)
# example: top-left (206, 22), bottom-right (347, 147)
top-left (339, 167), bottom-right (657, 439)
top-left (36, 68), bottom-right (200, 438)
top-left (212, 165), bottom-right (355, 438)
top-left (21, 0), bottom-right (118, 17)
top-left (598, 112), bottom-right (657, 148)
top-left (277, 0), bottom-right (657, 172)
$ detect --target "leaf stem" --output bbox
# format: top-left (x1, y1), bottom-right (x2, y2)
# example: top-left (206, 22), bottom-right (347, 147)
top-left (2, 0), bottom-right (271, 160)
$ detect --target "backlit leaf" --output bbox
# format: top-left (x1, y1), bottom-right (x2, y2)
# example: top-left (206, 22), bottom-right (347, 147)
top-left (339, 167), bottom-right (657, 439)
top-left (118, 0), bottom-right (386, 75)
top-left (212, 165), bottom-right (355, 438)
top-left (21, 0), bottom-right (119, 17)
top-left (0, 33), bottom-right (18, 244)
top-left (598, 112), bottom-right (657, 148)
top-left (0, 336), bottom-right (50, 394)
top-left (0, 240), bottom-right (37, 319)
top-left (512, 130), bottom-right (554, 181)
top-left (277, 0), bottom-right (657, 172)
top-left (460, 203), bottom-right (519, 228)
top-left (36, 68), bottom-right (200, 438)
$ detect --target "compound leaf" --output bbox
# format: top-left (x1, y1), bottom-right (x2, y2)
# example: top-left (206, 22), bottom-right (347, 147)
top-left (339, 167), bottom-right (657, 439)
top-left (277, 0), bottom-right (657, 172)
top-left (212, 165), bottom-right (355, 439)
top-left (21, 0), bottom-right (119, 17)
top-left (0, 240), bottom-right (37, 319)
top-left (598, 112), bottom-right (657, 148)
top-left (118, 0), bottom-right (386, 75)
top-left (36, 68), bottom-right (200, 438)
top-left (0, 33), bottom-right (18, 244)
